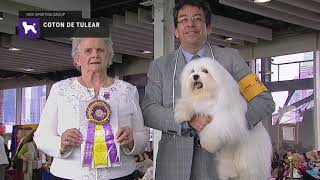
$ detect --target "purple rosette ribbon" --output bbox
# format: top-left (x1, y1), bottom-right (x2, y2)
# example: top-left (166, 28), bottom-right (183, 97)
top-left (104, 123), bottom-right (120, 165)
top-left (83, 121), bottom-right (95, 166)
top-left (82, 99), bottom-right (119, 167)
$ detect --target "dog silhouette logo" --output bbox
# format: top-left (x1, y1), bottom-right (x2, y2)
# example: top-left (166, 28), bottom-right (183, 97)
top-left (18, 18), bottom-right (40, 38)
top-left (22, 21), bottom-right (37, 34)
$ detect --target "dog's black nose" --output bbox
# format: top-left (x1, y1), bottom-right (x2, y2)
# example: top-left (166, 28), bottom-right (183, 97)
top-left (193, 74), bottom-right (199, 80)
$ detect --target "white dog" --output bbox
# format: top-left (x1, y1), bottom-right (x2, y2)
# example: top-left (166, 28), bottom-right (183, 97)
top-left (175, 57), bottom-right (272, 180)
top-left (22, 21), bottom-right (37, 34)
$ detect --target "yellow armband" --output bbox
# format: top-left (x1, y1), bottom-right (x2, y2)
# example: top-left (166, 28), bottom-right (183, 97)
top-left (239, 73), bottom-right (268, 101)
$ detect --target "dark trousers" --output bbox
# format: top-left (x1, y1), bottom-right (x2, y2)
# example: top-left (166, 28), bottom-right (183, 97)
top-left (51, 175), bottom-right (70, 180)
top-left (32, 169), bottom-right (41, 180)
top-left (0, 164), bottom-right (6, 180)
top-left (111, 171), bottom-right (136, 180)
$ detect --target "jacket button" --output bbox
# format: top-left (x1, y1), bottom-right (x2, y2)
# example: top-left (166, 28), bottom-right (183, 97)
top-left (189, 133), bottom-right (194, 137)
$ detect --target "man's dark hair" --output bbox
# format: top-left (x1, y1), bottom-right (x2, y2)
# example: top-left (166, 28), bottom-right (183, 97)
top-left (173, 0), bottom-right (212, 28)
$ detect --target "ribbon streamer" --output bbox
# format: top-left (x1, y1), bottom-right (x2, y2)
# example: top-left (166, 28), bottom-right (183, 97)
top-left (82, 99), bottom-right (119, 168)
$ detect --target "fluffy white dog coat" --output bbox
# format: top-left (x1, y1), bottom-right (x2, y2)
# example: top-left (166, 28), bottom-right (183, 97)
top-left (175, 57), bottom-right (272, 180)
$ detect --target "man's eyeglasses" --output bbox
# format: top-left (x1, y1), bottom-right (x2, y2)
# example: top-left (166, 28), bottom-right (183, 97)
top-left (177, 15), bottom-right (205, 25)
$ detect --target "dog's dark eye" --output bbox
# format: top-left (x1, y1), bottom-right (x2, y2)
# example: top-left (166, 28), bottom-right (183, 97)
top-left (202, 69), bottom-right (208, 73)
top-left (191, 69), bottom-right (194, 73)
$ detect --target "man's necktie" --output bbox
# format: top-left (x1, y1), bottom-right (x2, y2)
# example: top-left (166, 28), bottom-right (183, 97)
top-left (191, 55), bottom-right (200, 61)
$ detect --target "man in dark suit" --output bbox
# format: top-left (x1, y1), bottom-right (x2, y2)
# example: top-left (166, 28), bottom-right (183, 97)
top-left (142, 0), bottom-right (275, 179)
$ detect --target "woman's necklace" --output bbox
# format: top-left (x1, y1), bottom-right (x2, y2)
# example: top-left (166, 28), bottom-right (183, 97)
top-left (79, 76), bottom-right (109, 99)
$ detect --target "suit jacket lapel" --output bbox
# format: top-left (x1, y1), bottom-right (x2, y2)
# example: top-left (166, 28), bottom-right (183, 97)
top-left (205, 44), bottom-right (226, 66)
top-left (173, 49), bottom-right (186, 102)
top-left (204, 44), bottom-right (218, 60)
top-left (203, 44), bottom-right (210, 58)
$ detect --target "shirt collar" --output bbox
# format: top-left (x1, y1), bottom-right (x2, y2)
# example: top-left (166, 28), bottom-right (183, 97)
top-left (181, 46), bottom-right (206, 63)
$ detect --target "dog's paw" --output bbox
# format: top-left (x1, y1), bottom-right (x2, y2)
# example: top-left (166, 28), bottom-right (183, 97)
top-left (218, 171), bottom-right (238, 180)
top-left (174, 107), bottom-right (189, 124)
top-left (199, 125), bottom-right (223, 153)
top-left (174, 99), bottom-right (193, 124)
top-left (217, 158), bottom-right (238, 179)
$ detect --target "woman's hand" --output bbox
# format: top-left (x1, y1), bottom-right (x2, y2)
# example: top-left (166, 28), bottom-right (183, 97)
top-left (116, 126), bottom-right (134, 150)
top-left (60, 128), bottom-right (82, 153)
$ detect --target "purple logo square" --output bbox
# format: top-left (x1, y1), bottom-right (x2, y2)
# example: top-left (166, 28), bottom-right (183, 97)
top-left (18, 18), bottom-right (41, 38)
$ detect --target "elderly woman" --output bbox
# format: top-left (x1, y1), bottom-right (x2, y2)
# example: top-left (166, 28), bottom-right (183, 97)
top-left (34, 37), bottom-right (148, 180)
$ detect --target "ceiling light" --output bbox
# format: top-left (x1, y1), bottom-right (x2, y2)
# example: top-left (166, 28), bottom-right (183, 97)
top-left (141, 50), bottom-right (152, 54)
top-left (9, 47), bottom-right (21, 51)
top-left (264, 71), bottom-right (274, 75)
top-left (225, 37), bottom-right (233, 41)
top-left (258, 71), bottom-right (273, 75)
top-left (140, 0), bottom-right (153, 6)
top-left (254, 0), bottom-right (271, 3)
top-left (0, 12), bottom-right (3, 21)
top-left (22, 68), bottom-right (35, 72)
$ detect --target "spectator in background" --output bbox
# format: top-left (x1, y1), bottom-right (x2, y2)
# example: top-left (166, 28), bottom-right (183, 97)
top-left (141, 152), bottom-right (153, 180)
top-left (135, 151), bottom-right (153, 178)
top-left (17, 130), bottom-right (42, 180)
top-left (0, 123), bottom-right (9, 180)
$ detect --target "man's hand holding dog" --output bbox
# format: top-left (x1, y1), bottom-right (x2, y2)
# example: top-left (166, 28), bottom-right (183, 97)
top-left (189, 115), bottom-right (212, 132)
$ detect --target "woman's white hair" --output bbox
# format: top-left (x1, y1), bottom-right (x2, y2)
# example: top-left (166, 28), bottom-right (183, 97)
top-left (71, 37), bottom-right (114, 70)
